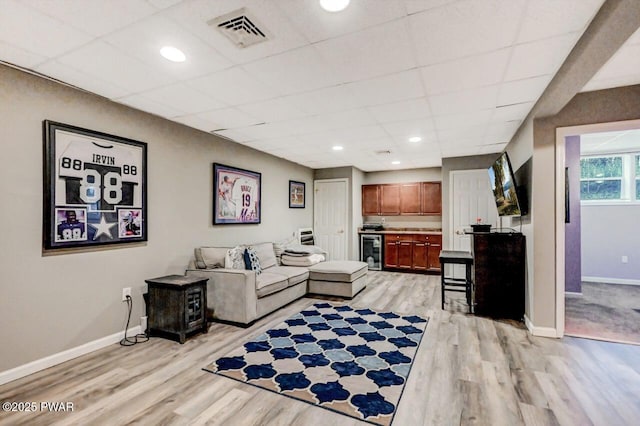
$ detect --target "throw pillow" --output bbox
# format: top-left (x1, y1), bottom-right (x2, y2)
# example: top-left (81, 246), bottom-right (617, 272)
top-left (243, 247), bottom-right (262, 275)
top-left (224, 246), bottom-right (245, 270)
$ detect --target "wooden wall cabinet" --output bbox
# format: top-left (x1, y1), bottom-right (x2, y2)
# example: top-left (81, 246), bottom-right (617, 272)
top-left (380, 184), bottom-right (401, 215)
top-left (400, 183), bottom-right (421, 215)
top-left (384, 234), bottom-right (441, 272)
top-left (421, 182), bottom-right (442, 216)
top-left (362, 185), bottom-right (380, 216)
top-left (362, 182), bottom-right (441, 216)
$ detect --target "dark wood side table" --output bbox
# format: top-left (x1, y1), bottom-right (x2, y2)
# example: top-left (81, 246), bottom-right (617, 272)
top-left (145, 275), bottom-right (208, 344)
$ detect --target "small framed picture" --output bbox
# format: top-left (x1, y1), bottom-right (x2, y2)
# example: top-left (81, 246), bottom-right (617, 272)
top-left (213, 163), bottom-right (261, 224)
top-left (289, 180), bottom-right (305, 208)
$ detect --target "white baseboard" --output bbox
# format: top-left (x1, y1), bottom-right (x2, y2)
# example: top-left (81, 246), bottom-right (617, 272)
top-left (0, 326), bottom-right (141, 386)
top-left (524, 315), bottom-right (559, 338)
top-left (582, 276), bottom-right (640, 286)
top-left (565, 291), bottom-right (583, 297)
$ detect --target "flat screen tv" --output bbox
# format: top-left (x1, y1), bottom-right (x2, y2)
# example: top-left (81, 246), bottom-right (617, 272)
top-left (488, 152), bottom-right (522, 217)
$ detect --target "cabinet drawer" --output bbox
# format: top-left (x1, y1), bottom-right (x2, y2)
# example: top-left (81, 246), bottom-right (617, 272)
top-left (386, 234), bottom-right (413, 242)
top-left (414, 234), bottom-right (442, 244)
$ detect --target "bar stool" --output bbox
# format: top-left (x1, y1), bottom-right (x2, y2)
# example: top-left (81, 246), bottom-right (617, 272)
top-left (439, 250), bottom-right (474, 313)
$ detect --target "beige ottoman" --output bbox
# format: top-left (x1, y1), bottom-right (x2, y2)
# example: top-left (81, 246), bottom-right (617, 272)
top-left (307, 261), bottom-right (368, 298)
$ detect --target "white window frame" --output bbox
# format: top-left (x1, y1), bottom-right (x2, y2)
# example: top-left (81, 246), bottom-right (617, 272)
top-left (580, 151), bottom-right (640, 205)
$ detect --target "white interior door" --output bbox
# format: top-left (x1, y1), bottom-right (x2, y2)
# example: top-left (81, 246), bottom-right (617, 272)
top-left (450, 169), bottom-right (498, 275)
top-left (314, 179), bottom-right (349, 261)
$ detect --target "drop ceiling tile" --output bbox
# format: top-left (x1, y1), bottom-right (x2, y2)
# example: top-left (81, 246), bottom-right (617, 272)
top-left (409, 0), bottom-right (525, 66)
top-left (189, 66), bottom-right (280, 106)
top-left (381, 118), bottom-right (437, 140)
top-left (429, 85), bottom-right (499, 116)
top-left (420, 48), bottom-right (511, 95)
top-left (26, 0), bottom-right (157, 37)
top-left (346, 69), bottom-right (425, 107)
top-left (484, 121), bottom-right (522, 141)
top-left (583, 43), bottom-right (640, 90)
top-left (497, 75), bottom-right (551, 106)
top-left (35, 60), bottom-right (130, 99)
top-left (236, 98), bottom-right (309, 123)
top-left (147, 0), bottom-right (182, 9)
top-left (276, 0), bottom-right (406, 43)
top-left (162, 0), bottom-right (310, 64)
top-left (0, 41), bottom-right (47, 68)
top-left (140, 82), bottom-right (226, 115)
top-left (117, 93), bottom-right (184, 118)
top-left (212, 128), bottom-right (257, 143)
top-left (491, 101), bottom-right (535, 123)
top-left (55, 40), bottom-right (175, 93)
top-left (437, 125), bottom-right (486, 144)
top-left (104, 14), bottom-right (231, 80)
top-left (242, 45), bottom-right (341, 95)
top-left (517, 0), bottom-right (604, 44)
top-left (197, 107), bottom-right (263, 130)
top-left (433, 109), bottom-right (494, 131)
top-left (440, 145), bottom-right (480, 158)
top-left (504, 33), bottom-right (580, 81)
top-left (311, 109), bottom-right (378, 132)
top-left (368, 98), bottom-right (432, 124)
top-left (314, 19), bottom-right (416, 84)
top-left (172, 114), bottom-right (220, 133)
top-left (285, 85), bottom-right (362, 116)
top-left (233, 122), bottom-right (298, 140)
top-left (0, 0), bottom-right (93, 58)
top-left (405, 0), bottom-right (459, 15)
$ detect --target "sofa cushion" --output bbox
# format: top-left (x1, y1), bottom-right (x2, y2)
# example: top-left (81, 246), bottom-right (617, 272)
top-left (255, 271), bottom-right (289, 298)
top-left (308, 261), bottom-right (368, 283)
top-left (225, 246), bottom-right (246, 270)
top-left (244, 247), bottom-right (262, 275)
top-left (252, 242), bottom-right (277, 270)
top-left (194, 247), bottom-right (229, 269)
top-left (269, 266), bottom-right (309, 286)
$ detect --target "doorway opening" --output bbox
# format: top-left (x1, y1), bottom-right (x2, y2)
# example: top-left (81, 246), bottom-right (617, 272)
top-left (556, 120), bottom-right (640, 344)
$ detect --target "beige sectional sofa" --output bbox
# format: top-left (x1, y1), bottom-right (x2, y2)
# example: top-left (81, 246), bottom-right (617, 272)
top-left (185, 242), bottom-right (367, 326)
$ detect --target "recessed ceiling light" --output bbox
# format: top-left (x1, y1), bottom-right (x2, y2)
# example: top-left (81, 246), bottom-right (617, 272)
top-left (160, 46), bottom-right (186, 62)
top-left (391, 160), bottom-right (401, 165)
top-left (332, 145), bottom-right (344, 151)
top-left (319, 0), bottom-right (350, 12)
top-left (408, 136), bottom-right (422, 143)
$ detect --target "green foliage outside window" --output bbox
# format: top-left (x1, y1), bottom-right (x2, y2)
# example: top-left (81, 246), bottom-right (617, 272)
top-left (580, 156), bottom-right (623, 200)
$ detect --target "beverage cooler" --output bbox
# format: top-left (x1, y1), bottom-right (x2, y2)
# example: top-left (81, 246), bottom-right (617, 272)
top-left (360, 234), bottom-right (382, 270)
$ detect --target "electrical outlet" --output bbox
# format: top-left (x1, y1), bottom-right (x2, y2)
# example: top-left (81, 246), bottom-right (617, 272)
top-left (122, 287), bottom-right (131, 302)
top-left (622, 256), bottom-right (628, 264)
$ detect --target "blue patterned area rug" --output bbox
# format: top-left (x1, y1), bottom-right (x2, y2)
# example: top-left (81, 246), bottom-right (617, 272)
top-left (204, 302), bottom-right (428, 426)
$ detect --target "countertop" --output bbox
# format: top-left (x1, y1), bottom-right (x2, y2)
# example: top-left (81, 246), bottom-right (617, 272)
top-left (358, 227), bottom-right (442, 235)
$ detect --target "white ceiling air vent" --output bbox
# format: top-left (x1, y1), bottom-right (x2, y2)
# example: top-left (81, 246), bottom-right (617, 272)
top-left (208, 8), bottom-right (271, 48)
top-left (375, 150), bottom-right (392, 155)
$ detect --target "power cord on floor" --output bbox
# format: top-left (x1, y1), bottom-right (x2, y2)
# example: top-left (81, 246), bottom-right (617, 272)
top-left (120, 295), bottom-right (149, 346)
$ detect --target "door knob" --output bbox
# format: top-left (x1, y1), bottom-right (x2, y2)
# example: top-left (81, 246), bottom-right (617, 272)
top-left (456, 230), bottom-right (464, 235)
top-left (338, 230), bottom-right (344, 234)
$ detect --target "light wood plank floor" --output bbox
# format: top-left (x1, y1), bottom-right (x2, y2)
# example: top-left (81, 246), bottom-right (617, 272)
top-left (1, 272), bottom-right (639, 425)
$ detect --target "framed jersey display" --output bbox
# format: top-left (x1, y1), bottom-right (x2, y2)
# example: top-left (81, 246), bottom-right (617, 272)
top-left (213, 163), bottom-right (261, 225)
top-left (43, 120), bottom-right (147, 250)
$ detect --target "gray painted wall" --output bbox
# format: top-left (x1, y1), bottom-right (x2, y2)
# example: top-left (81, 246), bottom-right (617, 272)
top-left (582, 205), bottom-right (640, 281)
top-left (0, 65), bottom-right (314, 372)
top-left (505, 0), bottom-right (640, 330)
top-left (565, 136), bottom-right (582, 293)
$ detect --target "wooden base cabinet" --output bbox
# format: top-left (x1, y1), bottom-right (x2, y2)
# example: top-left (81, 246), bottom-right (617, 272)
top-left (471, 232), bottom-right (525, 320)
top-left (384, 234), bottom-right (441, 272)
